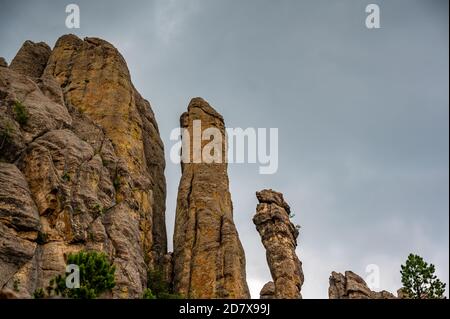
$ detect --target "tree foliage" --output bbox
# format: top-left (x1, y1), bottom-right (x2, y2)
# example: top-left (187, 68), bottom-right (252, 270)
top-left (142, 288), bottom-right (156, 299)
top-left (400, 253), bottom-right (446, 299)
top-left (145, 268), bottom-right (182, 299)
top-left (47, 251), bottom-right (116, 299)
top-left (13, 100), bottom-right (28, 126)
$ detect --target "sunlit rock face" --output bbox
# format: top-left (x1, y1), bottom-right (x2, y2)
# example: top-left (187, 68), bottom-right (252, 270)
top-left (173, 97), bottom-right (250, 299)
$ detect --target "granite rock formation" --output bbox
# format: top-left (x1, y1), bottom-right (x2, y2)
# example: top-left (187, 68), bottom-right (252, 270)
top-left (9, 41), bottom-right (51, 78)
top-left (44, 35), bottom-right (167, 264)
top-left (253, 189), bottom-right (304, 299)
top-left (329, 271), bottom-right (398, 299)
top-left (0, 36), bottom-right (166, 298)
top-left (172, 97), bottom-right (250, 298)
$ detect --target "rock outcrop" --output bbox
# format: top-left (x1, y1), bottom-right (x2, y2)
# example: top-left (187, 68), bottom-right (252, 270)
top-left (0, 35), bottom-right (166, 298)
top-left (259, 282), bottom-right (275, 299)
top-left (9, 41), bottom-right (51, 78)
top-left (253, 189), bottom-right (304, 299)
top-left (172, 97), bottom-right (250, 298)
top-left (329, 271), bottom-right (397, 299)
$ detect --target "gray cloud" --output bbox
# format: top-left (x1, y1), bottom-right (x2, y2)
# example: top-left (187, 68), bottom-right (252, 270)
top-left (1, 0), bottom-right (448, 298)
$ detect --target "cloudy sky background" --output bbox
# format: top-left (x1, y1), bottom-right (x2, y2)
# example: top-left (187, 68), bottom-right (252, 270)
top-left (1, 0), bottom-right (448, 298)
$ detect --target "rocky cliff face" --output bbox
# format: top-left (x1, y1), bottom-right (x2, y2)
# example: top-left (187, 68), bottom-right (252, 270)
top-left (0, 35), bottom-right (166, 298)
top-left (329, 271), bottom-right (398, 299)
top-left (172, 97), bottom-right (250, 298)
top-left (253, 189), bottom-right (304, 299)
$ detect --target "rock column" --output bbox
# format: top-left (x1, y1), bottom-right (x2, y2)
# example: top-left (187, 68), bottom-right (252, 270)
top-left (253, 189), bottom-right (304, 299)
top-left (173, 97), bottom-right (250, 298)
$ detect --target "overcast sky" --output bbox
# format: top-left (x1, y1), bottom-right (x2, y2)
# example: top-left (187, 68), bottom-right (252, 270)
top-left (1, 0), bottom-right (448, 298)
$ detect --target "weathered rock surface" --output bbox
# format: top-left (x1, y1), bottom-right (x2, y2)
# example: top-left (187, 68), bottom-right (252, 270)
top-left (260, 282), bottom-right (275, 299)
top-left (44, 35), bottom-right (167, 263)
top-left (0, 35), bottom-right (166, 298)
top-left (0, 64), bottom-right (72, 162)
top-left (0, 163), bottom-right (40, 297)
top-left (173, 97), bottom-right (250, 298)
top-left (329, 271), bottom-right (397, 299)
top-left (253, 189), bottom-right (304, 299)
top-left (9, 41), bottom-right (51, 78)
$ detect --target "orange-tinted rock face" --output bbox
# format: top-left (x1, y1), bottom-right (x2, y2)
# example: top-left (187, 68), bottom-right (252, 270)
top-left (173, 97), bottom-right (250, 299)
top-left (44, 35), bottom-right (167, 264)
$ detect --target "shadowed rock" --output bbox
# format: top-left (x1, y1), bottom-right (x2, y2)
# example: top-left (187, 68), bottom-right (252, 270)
top-left (0, 57), bottom-right (7, 68)
top-left (0, 163), bottom-right (40, 296)
top-left (9, 41), bottom-right (51, 78)
top-left (260, 282), bottom-right (275, 299)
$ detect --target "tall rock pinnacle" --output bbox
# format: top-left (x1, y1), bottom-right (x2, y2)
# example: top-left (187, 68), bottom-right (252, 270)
top-left (253, 189), bottom-right (304, 299)
top-left (173, 97), bottom-right (250, 298)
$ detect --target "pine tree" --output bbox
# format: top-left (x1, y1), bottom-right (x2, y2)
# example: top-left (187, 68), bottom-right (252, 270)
top-left (48, 251), bottom-right (116, 299)
top-left (145, 268), bottom-right (182, 299)
top-left (400, 253), bottom-right (446, 299)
